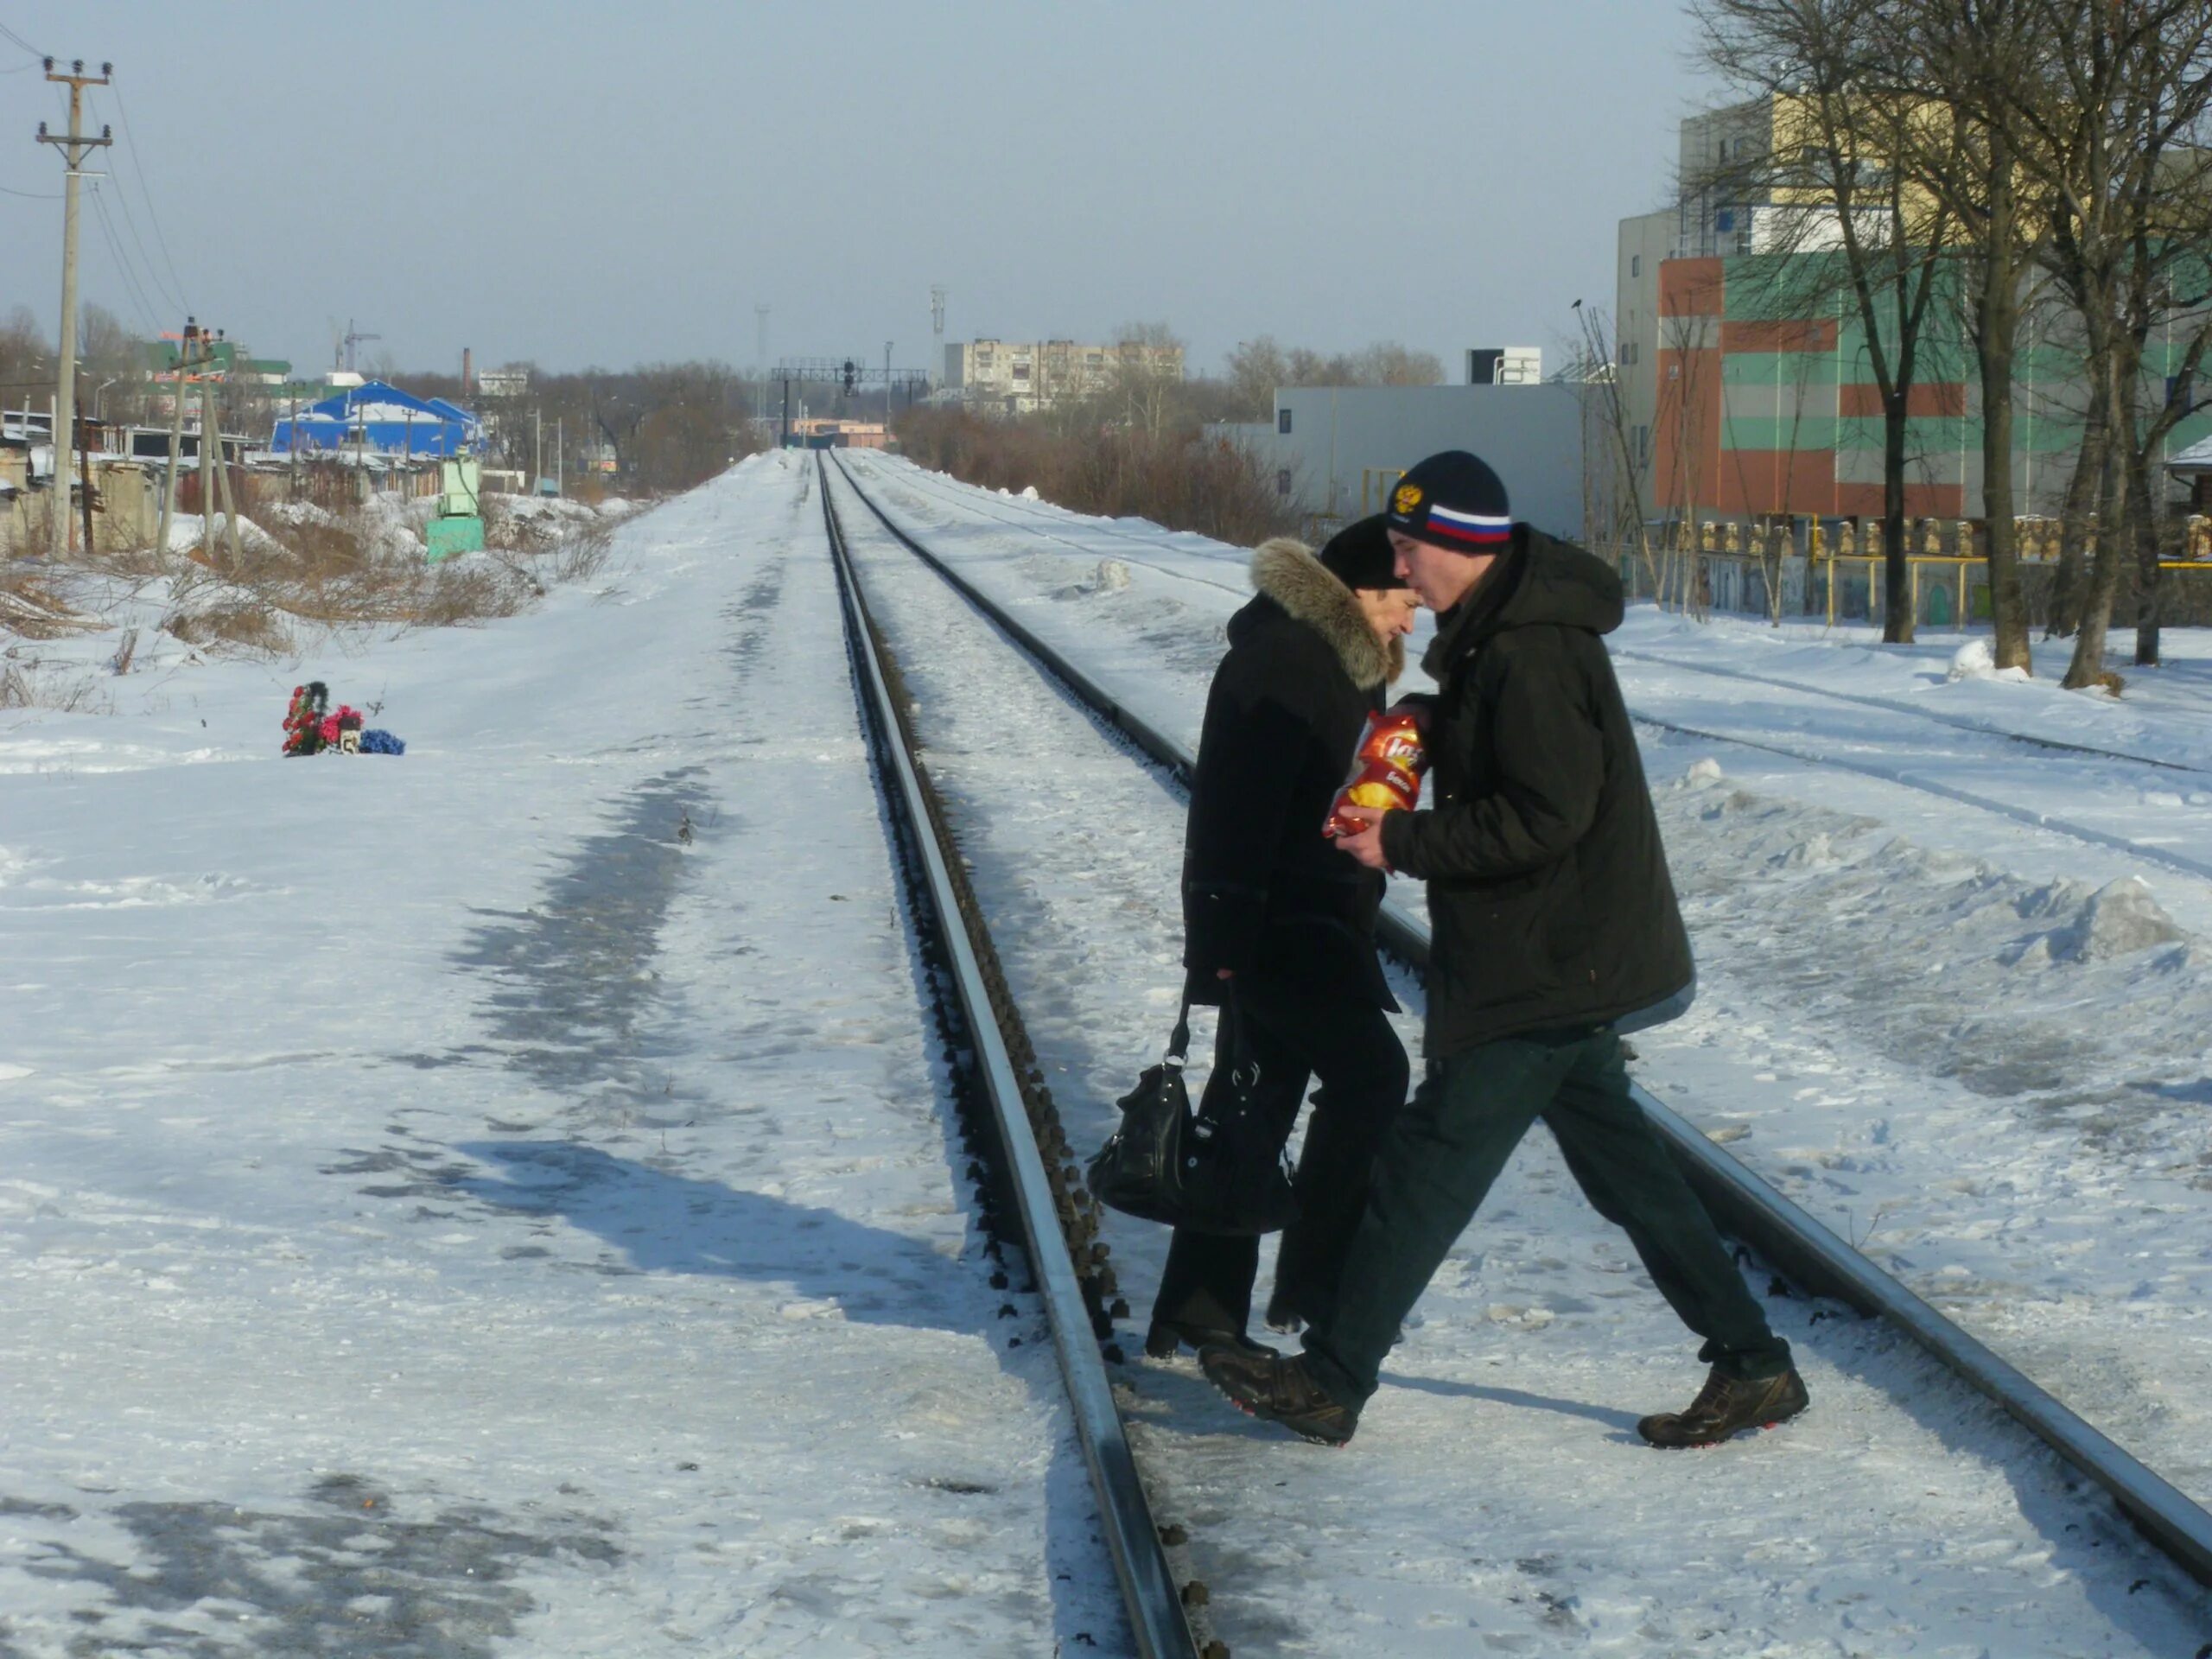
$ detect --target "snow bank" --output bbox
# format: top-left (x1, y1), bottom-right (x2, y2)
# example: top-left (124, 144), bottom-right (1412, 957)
top-left (1947, 636), bottom-right (2031, 683)
top-left (1661, 781), bottom-right (2206, 1096)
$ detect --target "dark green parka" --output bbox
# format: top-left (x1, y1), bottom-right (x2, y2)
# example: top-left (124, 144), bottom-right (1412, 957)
top-left (1378, 527), bottom-right (1694, 1056)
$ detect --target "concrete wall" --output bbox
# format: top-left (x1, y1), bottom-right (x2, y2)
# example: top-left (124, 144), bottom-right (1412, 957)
top-left (0, 456), bottom-right (162, 559)
top-left (1217, 385), bottom-right (1586, 543)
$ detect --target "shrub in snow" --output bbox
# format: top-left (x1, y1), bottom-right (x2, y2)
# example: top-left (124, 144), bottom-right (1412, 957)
top-left (1681, 757), bottom-right (1726, 789)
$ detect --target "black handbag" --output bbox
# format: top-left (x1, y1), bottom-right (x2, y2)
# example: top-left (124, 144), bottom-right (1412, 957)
top-left (1086, 991), bottom-right (1298, 1236)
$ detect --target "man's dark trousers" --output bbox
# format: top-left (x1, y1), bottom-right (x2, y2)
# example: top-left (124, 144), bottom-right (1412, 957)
top-left (1303, 1026), bottom-right (1791, 1408)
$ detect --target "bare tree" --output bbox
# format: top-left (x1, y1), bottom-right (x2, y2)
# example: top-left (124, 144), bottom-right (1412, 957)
top-left (1656, 277), bottom-right (1724, 612)
top-left (1218, 335), bottom-right (1446, 421)
top-left (1891, 0), bottom-right (2052, 669)
top-left (1694, 0), bottom-right (1961, 643)
top-left (1224, 337), bottom-right (1291, 420)
top-left (2046, 386), bottom-right (2107, 636)
top-left (2007, 0), bottom-right (2212, 683)
top-left (1350, 341), bottom-right (1446, 385)
top-left (1570, 302), bottom-right (1665, 601)
top-left (1106, 321), bottom-right (1185, 441)
top-left (0, 305), bottom-right (53, 413)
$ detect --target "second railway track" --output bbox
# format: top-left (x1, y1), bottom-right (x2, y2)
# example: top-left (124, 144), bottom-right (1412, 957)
top-left (873, 458), bottom-right (2212, 892)
top-left (824, 449), bottom-right (2212, 1649)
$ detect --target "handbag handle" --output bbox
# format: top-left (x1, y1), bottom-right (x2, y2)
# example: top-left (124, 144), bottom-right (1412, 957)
top-left (1217, 981), bottom-right (1260, 1090)
top-left (1165, 998), bottom-right (1192, 1070)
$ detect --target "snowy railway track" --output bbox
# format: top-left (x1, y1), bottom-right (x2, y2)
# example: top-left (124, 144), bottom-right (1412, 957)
top-left (857, 457), bottom-right (1249, 604)
top-left (827, 452), bottom-right (2212, 1603)
top-left (818, 458), bottom-right (1211, 1659)
top-left (1611, 645), bottom-right (2212, 779)
top-left (887, 459), bottom-right (2212, 892)
top-left (1619, 705), bottom-right (2212, 890)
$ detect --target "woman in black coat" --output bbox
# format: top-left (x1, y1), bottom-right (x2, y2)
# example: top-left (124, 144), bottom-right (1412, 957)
top-left (1150, 516), bottom-right (1419, 1357)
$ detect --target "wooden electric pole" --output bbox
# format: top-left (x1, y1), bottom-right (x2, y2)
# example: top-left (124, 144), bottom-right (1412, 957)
top-left (200, 361), bottom-right (241, 567)
top-left (155, 319), bottom-right (198, 564)
top-left (35, 56), bottom-right (111, 560)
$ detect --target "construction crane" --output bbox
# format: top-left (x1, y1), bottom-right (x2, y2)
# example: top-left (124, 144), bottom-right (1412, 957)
top-left (340, 319), bottom-right (382, 374)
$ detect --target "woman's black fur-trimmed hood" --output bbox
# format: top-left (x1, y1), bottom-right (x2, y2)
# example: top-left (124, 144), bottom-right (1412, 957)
top-left (1249, 537), bottom-right (1402, 690)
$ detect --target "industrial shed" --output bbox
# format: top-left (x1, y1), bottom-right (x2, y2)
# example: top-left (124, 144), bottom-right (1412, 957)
top-left (272, 382), bottom-right (482, 458)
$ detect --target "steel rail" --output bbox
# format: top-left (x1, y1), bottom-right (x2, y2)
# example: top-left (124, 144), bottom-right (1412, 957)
top-left (1622, 710), bottom-right (2212, 889)
top-left (1609, 644), bottom-right (2212, 779)
top-left (830, 451), bottom-right (2212, 1588)
top-left (817, 460), bottom-right (1200, 1658)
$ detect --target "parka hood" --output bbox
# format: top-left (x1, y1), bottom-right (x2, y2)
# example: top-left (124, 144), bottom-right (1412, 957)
top-left (1490, 527), bottom-right (1624, 635)
top-left (1423, 527), bottom-right (1622, 679)
top-left (1245, 537), bottom-right (1403, 690)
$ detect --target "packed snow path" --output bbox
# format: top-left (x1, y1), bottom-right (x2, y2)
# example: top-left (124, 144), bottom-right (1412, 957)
top-left (839, 449), bottom-right (2212, 1522)
top-left (0, 454), bottom-right (1127, 1656)
top-left (826, 457), bottom-right (2212, 1655)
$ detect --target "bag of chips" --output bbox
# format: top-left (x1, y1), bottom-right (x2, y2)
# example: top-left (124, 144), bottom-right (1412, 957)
top-left (1325, 701), bottom-right (1431, 838)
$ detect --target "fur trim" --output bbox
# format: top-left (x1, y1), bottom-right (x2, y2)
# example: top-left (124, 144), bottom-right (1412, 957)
top-left (1249, 538), bottom-right (1397, 690)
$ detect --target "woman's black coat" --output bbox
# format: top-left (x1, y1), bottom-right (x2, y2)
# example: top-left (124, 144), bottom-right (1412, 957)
top-left (1182, 539), bottom-right (1401, 1011)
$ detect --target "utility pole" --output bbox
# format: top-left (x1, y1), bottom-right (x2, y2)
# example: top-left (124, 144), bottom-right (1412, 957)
top-left (198, 349), bottom-right (240, 566)
top-left (884, 341), bottom-right (893, 432)
top-left (755, 304), bottom-right (769, 429)
top-left (931, 285), bottom-right (947, 389)
top-left (534, 406), bottom-right (543, 488)
top-left (155, 318), bottom-right (196, 563)
top-left (35, 56), bottom-right (112, 559)
top-left (197, 353), bottom-right (214, 561)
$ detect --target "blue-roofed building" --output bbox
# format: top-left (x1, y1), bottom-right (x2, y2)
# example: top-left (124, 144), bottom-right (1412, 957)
top-left (272, 381), bottom-right (482, 458)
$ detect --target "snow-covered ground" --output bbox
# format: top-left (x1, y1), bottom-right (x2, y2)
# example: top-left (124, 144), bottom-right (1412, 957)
top-left (828, 454), bottom-right (2212, 1654)
top-left (837, 455), bottom-right (2212, 1513)
top-left (0, 454), bottom-right (1125, 1655)
top-left (4, 444), bottom-right (2209, 1655)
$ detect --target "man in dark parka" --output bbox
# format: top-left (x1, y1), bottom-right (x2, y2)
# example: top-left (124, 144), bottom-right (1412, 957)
top-left (1152, 518), bottom-right (1420, 1357)
top-left (1200, 451), bottom-right (1808, 1448)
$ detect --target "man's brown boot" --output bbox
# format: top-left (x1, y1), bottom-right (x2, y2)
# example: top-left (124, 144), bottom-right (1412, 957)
top-left (1638, 1364), bottom-right (1808, 1448)
top-left (1198, 1345), bottom-right (1358, 1446)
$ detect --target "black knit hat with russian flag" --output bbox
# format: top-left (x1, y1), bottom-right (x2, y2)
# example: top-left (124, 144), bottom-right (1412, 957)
top-left (1385, 450), bottom-right (1513, 552)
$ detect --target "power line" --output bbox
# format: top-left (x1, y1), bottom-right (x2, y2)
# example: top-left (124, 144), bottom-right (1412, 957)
top-left (91, 184), bottom-right (163, 333)
top-left (0, 20), bottom-right (48, 60)
top-left (102, 79), bottom-right (189, 312)
top-left (89, 183), bottom-right (162, 332)
top-left (88, 181), bottom-right (164, 335)
top-left (86, 89), bottom-right (182, 315)
top-left (0, 180), bottom-right (61, 199)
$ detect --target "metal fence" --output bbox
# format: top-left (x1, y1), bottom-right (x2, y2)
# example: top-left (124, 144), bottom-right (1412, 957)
top-left (1604, 544), bottom-right (2212, 630)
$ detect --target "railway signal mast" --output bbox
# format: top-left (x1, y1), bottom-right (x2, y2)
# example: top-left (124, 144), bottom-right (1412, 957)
top-left (771, 357), bottom-right (930, 448)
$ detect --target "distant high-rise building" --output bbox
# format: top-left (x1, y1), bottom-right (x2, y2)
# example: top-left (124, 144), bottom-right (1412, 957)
top-left (941, 337), bottom-right (1184, 415)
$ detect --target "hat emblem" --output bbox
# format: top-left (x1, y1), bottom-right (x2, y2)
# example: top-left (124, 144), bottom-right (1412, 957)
top-left (1391, 481), bottom-right (1423, 515)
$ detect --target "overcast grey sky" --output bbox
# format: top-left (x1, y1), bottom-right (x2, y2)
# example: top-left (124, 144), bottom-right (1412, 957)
top-left (0, 2), bottom-right (1715, 382)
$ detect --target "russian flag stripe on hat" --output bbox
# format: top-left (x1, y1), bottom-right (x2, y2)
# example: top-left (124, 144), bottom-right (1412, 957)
top-left (1421, 519), bottom-right (1512, 545)
top-left (1421, 504), bottom-right (1512, 545)
top-left (1428, 504), bottom-right (1511, 532)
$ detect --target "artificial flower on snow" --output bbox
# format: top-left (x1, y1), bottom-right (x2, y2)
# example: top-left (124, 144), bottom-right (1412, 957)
top-left (282, 682), bottom-right (330, 757)
top-left (281, 686), bottom-right (403, 757)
